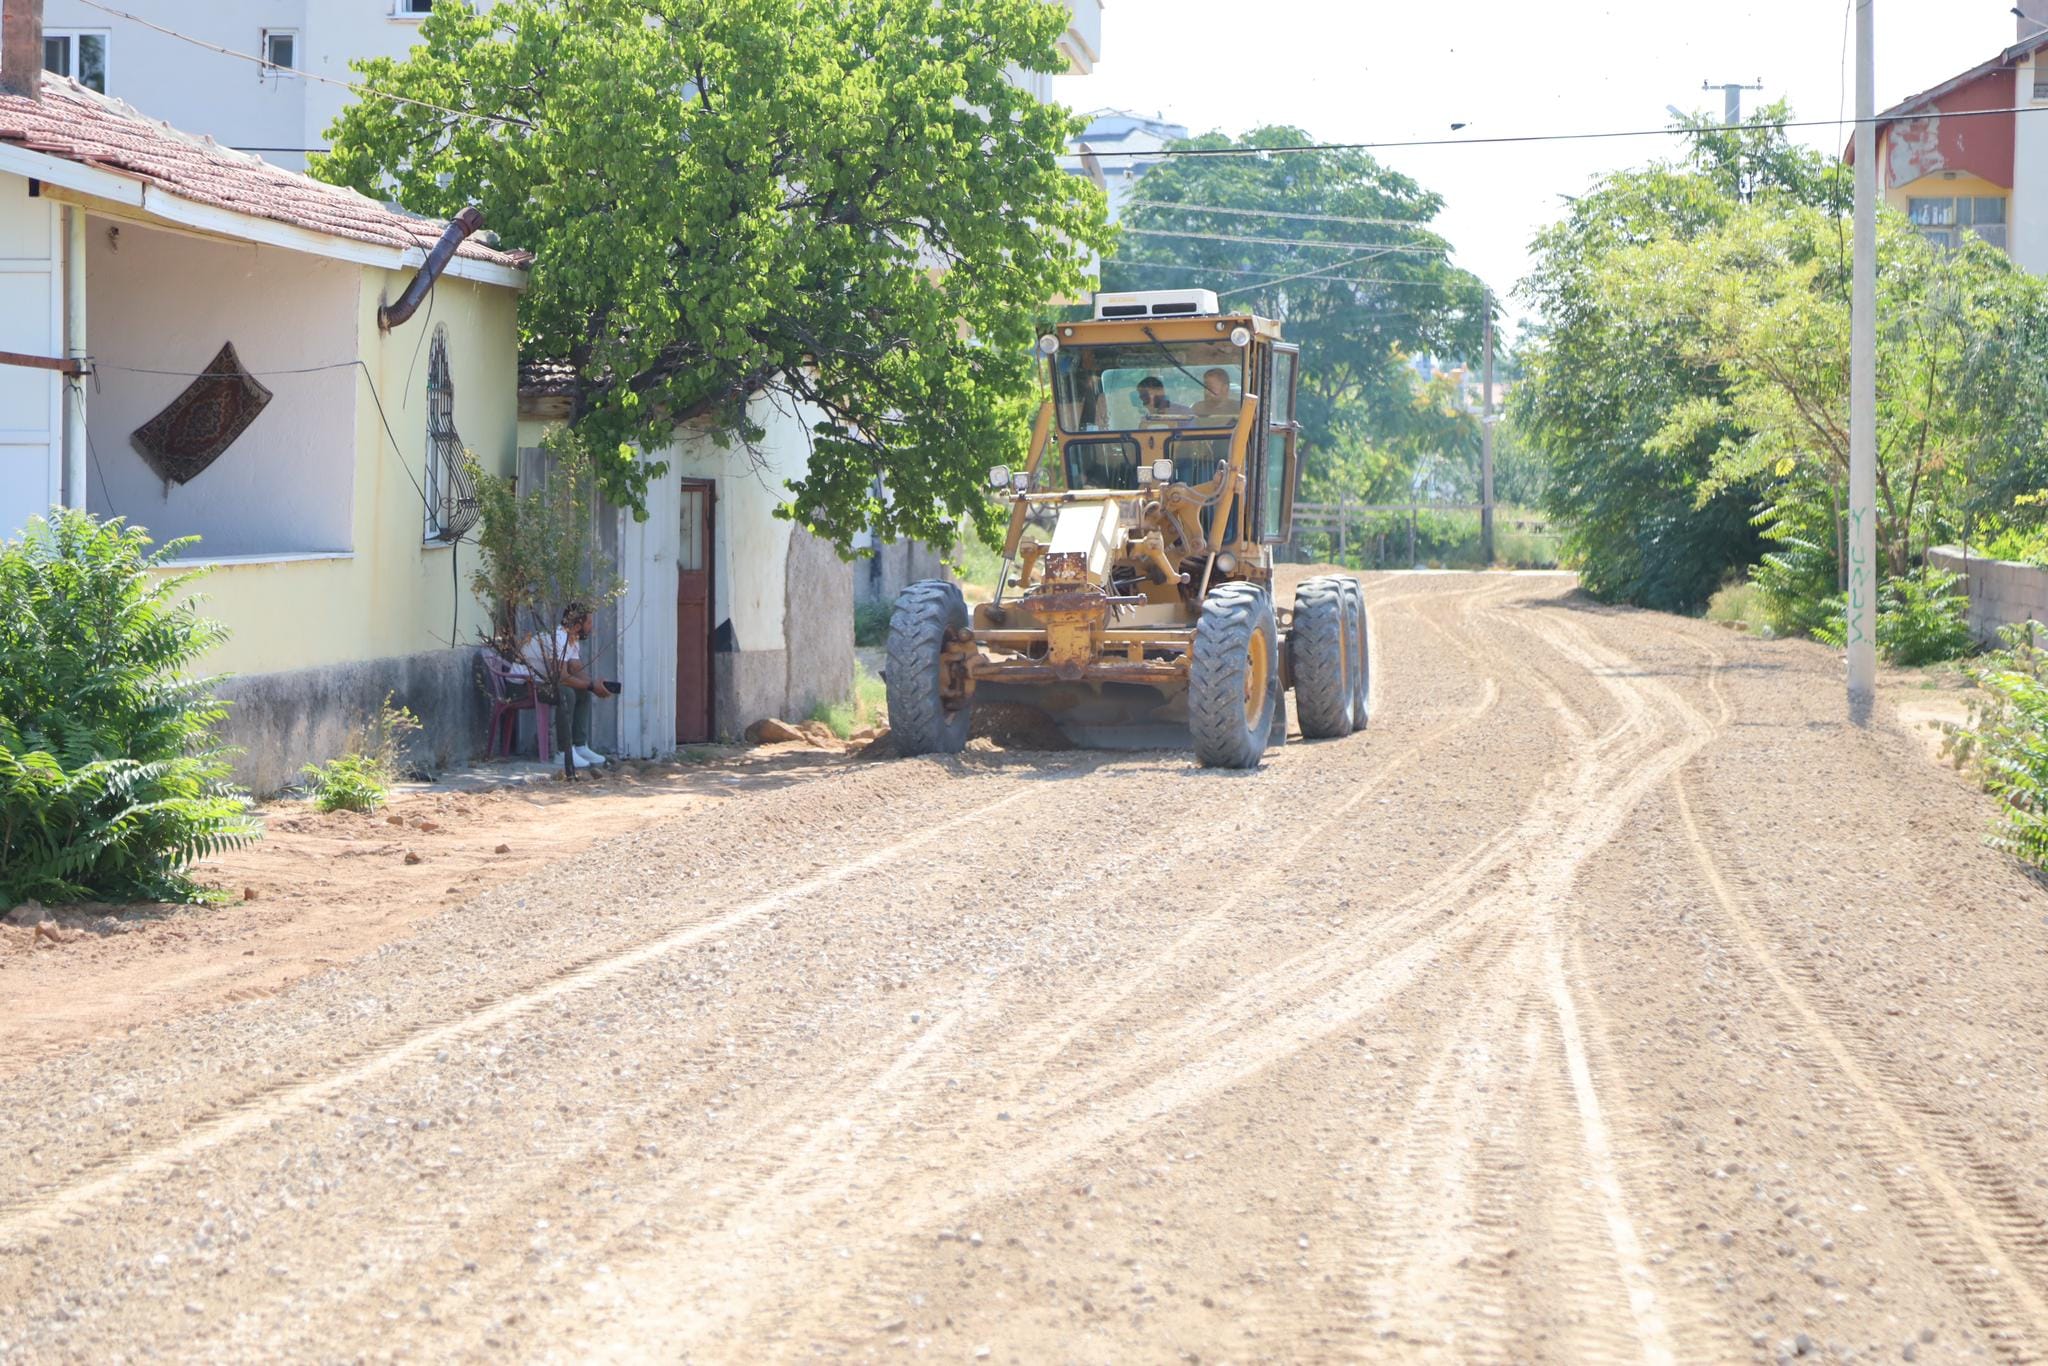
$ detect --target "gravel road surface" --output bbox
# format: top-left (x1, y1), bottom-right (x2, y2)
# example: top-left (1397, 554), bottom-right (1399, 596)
top-left (4, 571), bottom-right (2048, 1363)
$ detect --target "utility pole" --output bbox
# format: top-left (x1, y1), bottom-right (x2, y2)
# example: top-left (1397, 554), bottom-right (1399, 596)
top-left (1703, 78), bottom-right (1764, 126)
top-left (1848, 2), bottom-right (1877, 718)
top-left (0, 0), bottom-right (43, 98)
top-left (1480, 290), bottom-right (1496, 566)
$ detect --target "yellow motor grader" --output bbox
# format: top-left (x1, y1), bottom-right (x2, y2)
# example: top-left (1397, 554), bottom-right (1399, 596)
top-left (884, 289), bottom-right (1370, 768)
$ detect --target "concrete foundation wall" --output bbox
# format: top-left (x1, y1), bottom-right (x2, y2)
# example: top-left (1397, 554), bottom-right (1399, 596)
top-left (213, 646), bottom-right (490, 798)
top-left (785, 526), bottom-right (855, 721)
top-left (1927, 546), bottom-right (2048, 643)
top-left (856, 538), bottom-right (946, 608)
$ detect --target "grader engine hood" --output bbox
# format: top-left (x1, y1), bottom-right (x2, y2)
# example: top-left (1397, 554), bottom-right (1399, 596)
top-left (1029, 499), bottom-right (1125, 679)
top-left (1043, 499), bottom-right (1123, 586)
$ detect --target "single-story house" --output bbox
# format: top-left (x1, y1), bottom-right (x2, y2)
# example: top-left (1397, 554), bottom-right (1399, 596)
top-left (1, 72), bottom-right (528, 793)
top-left (517, 373), bottom-right (853, 753)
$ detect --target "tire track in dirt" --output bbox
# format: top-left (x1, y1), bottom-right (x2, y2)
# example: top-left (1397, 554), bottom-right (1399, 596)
top-left (569, 580), bottom-right (1718, 1357)
top-left (1592, 605), bottom-right (2048, 1356)
top-left (1672, 777), bottom-right (2048, 1354)
top-left (0, 785), bottom-right (1038, 1244)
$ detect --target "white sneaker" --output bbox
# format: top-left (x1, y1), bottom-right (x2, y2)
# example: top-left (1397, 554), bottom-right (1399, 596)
top-left (574, 745), bottom-right (607, 767)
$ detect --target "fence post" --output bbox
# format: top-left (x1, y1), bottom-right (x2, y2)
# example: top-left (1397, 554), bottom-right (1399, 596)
top-left (1408, 505), bottom-right (1417, 566)
top-left (1337, 492), bottom-right (1349, 563)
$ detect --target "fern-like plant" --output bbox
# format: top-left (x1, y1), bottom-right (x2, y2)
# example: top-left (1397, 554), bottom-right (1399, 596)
top-left (0, 510), bottom-right (256, 906)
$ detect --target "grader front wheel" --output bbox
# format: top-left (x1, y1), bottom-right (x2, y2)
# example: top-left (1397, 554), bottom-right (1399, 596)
top-left (885, 580), bottom-right (972, 756)
top-left (1190, 582), bottom-right (1279, 769)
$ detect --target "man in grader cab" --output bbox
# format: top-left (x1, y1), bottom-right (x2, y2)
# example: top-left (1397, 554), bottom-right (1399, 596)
top-left (882, 289), bottom-right (1371, 769)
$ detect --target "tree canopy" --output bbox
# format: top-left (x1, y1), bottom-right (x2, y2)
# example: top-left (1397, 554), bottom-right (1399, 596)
top-left (1099, 128), bottom-right (1487, 502)
top-left (317, 0), bottom-right (1112, 550)
top-left (1515, 106), bottom-right (2048, 642)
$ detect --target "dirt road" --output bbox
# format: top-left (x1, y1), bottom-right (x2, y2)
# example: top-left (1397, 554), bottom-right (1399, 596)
top-left (5, 572), bottom-right (2048, 1364)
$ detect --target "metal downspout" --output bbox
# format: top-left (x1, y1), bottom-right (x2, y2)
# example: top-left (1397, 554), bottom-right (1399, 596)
top-left (379, 206), bottom-right (486, 331)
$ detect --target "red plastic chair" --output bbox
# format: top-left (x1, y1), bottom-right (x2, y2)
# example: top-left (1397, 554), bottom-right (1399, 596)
top-left (481, 648), bottom-right (552, 762)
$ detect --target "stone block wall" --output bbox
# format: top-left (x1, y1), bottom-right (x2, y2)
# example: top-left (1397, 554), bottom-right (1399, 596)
top-left (1926, 546), bottom-right (2048, 644)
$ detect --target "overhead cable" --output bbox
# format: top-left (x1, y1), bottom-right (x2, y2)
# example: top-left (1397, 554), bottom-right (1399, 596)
top-left (1120, 227), bottom-right (1448, 255)
top-left (1083, 103), bottom-right (2048, 159)
top-left (72, 0), bottom-right (532, 130)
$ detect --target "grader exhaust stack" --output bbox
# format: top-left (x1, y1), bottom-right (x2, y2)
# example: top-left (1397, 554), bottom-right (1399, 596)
top-left (883, 290), bottom-right (1372, 768)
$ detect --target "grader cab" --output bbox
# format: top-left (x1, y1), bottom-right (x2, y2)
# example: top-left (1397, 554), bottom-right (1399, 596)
top-left (884, 289), bottom-right (1370, 768)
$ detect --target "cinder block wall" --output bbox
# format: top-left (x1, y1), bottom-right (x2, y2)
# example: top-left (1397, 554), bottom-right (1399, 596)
top-left (1926, 546), bottom-right (2048, 644)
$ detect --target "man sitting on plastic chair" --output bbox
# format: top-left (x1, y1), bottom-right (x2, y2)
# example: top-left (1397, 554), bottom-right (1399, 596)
top-left (522, 603), bottom-right (611, 772)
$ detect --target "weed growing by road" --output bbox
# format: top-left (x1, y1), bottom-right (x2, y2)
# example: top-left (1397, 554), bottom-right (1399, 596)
top-left (808, 663), bottom-right (889, 740)
top-left (1948, 622), bottom-right (2048, 866)
top-left (302, 695), bottom-right (421, 813)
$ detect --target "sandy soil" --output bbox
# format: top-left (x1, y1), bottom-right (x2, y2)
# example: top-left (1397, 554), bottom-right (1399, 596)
top-left (3, 571), bottom-right (2047, 1364)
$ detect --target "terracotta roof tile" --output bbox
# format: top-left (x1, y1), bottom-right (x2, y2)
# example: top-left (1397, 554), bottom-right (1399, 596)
top-left (0, 75), bottom-right (529, 271)
top-left (518, 359), bottom-right (578, 397)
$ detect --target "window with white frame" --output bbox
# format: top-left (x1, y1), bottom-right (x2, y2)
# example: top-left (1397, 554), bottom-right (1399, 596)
top-left (42, 30), bottom-right (109, 93)
top-left (395, 0), bottom-right (434, 15)
top-left (1909, 195), bottom-right (2009, 251)
top-left (261, 30), bottom-right (297, 79)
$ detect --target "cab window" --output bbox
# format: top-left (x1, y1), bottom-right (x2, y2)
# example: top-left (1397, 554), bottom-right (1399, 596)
top-left (1054, 342), bottom-right (1244, 433)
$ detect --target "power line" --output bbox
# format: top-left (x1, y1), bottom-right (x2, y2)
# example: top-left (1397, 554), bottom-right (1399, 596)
top-left (1113, 259), bottom-right (1487, 292)
top-left (1084, 102), bottom-right (2048, 159)
top-left (72, 0), bottom-right (531, 131)
top-left (1125, 200), bottom-right (1448, 230)
top-left (1120, 227), bottom-right (1449, 255)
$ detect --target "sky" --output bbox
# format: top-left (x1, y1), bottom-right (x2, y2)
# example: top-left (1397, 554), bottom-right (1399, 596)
top-left (1053, 0), bottom-right (2020, 343)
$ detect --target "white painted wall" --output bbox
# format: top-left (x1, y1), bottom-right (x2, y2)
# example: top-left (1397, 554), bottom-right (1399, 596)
top-left (2015, 55), bottom-right (2048, 275)
top-left (85, 218), bottom-right (358, 558)
top-left (612, 393), bottom-right (822, 757)
top-left (0, 172), bottom-right (63, 540)
top-left (41, 0), bottom-right (436, 171)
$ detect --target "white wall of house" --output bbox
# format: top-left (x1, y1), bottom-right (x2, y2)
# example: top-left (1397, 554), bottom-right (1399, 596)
top-left (0, 171), bottom-right (63, 540)
top-left (85, 219), bottom-right (358, 558)
top-left (2015, 54), bottom-right (2048, 276)
top-left (612, 393), bottom-right (835, 756)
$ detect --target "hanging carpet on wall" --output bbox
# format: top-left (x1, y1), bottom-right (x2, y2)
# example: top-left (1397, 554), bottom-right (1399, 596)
top-left (129, 342), bottom-right (273, 485)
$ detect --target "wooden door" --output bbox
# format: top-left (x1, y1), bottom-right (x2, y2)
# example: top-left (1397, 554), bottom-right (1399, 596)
top-left (675, 479), bottom-right (715, 744)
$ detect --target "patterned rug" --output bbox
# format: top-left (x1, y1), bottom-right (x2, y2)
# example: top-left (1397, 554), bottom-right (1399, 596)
top-left (129, 342), bottom-right (273, 485)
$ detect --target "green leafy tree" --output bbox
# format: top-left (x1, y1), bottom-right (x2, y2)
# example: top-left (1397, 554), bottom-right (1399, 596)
top-left (0, 511), bottom-right (255, 906)
top-left (1512, 107), bottom-right (1842, 611)
top-left (1100, 127), bottom-right (1486, 485)
top-left (318, 0), bottom-right (1111, 550)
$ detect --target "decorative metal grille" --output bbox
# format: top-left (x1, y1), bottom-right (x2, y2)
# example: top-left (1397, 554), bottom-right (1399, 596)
top-left (426, 332), bottom-right (479, 541)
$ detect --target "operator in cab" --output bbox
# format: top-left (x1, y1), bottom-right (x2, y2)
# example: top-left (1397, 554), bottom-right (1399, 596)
top-left (1135, 376), bottom-right (1194, 425)
top-left (1192, 368), bottom-right (1238, 421)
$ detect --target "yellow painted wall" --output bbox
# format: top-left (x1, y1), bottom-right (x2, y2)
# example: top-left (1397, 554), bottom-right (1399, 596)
top-left (174, 265), bottom-right (522, 677)
top-left (1885, 171), bottom-right (2010, 219)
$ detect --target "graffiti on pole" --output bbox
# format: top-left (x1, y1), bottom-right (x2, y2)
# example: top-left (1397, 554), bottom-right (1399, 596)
top-left (1848, 505), bottom-right (1871, 645)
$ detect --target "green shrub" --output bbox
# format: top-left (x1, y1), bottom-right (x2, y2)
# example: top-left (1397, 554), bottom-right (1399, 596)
top-left (1810, 565), bottom-right (1972, 666)
top-left (806, 662), bottom-right (889, 740)
top-left (301, 694), bottom-right (421, 813)
top-left (0, 510), bottom-right (255, 907)
top-left (1949, 623), bottom-right (2048, 866)
top-left (303, 752), bottom-right (390, 813)
top-left (1705, 579), bottom-right (1769, 634)
top-left (854, 600), bottom-right (893, 648)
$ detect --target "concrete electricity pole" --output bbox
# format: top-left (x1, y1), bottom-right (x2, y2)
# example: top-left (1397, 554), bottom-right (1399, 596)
top-left (1480, 291), bottom-right (1496, 565)
top-left (1848, 2), bottom-right (1878, 717)
top-left (1703, 78), bottom-right (1765, 125)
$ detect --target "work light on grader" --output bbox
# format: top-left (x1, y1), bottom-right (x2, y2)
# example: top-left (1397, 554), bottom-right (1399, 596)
top-left (884, 289), bottom-right (1371, 768)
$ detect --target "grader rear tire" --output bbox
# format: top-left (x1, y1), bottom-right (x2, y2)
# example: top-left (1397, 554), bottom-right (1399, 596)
top-left (1190, 582), bottom-right (1278, 769)
top-left (885, 580), bottom-right (971, 756)
top-left (1339, 576), bottom-right (1371, 728)
top-left (1291, 576), bottom-right (1355, 739)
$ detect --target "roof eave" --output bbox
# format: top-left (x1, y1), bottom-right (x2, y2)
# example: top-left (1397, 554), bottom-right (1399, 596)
top-left (0, 139), bottom-right (528, 291)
